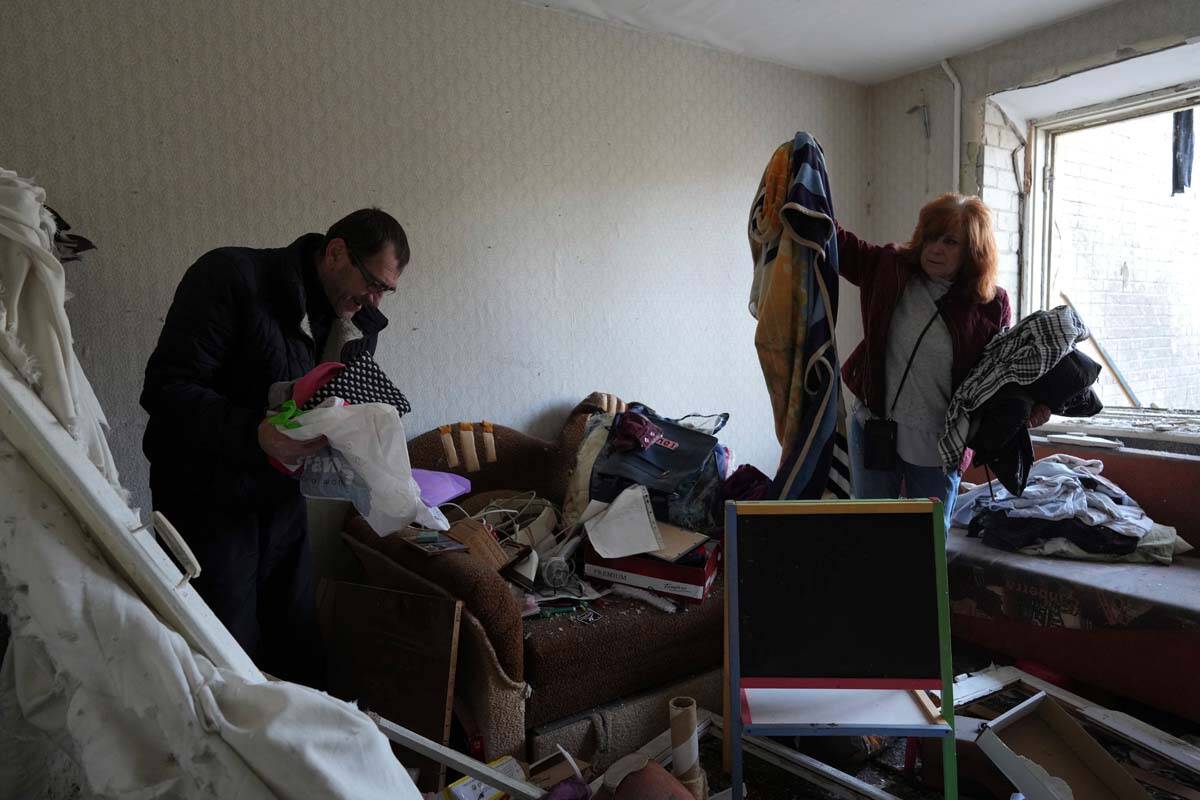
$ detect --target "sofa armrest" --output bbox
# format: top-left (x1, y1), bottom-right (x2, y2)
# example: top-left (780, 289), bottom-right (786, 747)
top-left (343, 514), bottom-right (525, 683)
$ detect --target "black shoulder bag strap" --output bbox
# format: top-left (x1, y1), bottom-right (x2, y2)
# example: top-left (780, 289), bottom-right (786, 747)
top-left (887, 301), bottom-right (943, 420)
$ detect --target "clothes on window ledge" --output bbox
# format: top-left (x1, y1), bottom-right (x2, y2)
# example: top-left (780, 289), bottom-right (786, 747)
top-left (748, 131), bottom-right (850, 499)
top-left (953, 454), bottom-right (1192, 564)
top-left (939, 305), bottom-right (1092, 477)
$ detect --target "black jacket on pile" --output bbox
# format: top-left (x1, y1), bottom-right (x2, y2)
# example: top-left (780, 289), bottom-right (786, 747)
top-left (966, 350), bottom-right (1103, 495)
top-left (141, 233), bottom-right (386, 510)
top-left (968, 511), bottom-right (1137, 556)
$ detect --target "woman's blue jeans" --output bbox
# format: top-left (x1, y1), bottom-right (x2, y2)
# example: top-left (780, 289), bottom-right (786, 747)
top-left (847, 414), bottom-right (960, 534)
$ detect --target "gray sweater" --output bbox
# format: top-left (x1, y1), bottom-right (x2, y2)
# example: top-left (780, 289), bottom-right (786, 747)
top-left (855, 274), bottom-right (953, 467)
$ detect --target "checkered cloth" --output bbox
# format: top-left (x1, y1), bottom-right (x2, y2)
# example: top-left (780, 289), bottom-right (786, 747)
top-left (938, 305), bottom-right (1089, 471)
top-left (301, 352), bottom-right (411, 416)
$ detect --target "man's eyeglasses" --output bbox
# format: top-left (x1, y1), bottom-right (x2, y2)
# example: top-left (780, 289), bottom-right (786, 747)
top-left (346, 249), bottom-right (397, 295)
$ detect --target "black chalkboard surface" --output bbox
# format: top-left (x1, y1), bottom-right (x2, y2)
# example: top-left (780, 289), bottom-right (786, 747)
top-left (735, 508), bottom-right (941, 685)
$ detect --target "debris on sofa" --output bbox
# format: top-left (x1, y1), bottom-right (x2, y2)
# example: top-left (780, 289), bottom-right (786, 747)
top-left (584, 539), bottom-right (720, 604)
top-left (581, 484), bottom-right (666, 559)
top-left (394, 528), bottom-right (469, 556)
top-left (609, 584), bottom-right (678, 613)
top-left (589, 402), bottom-right (731, 536)
top-left (446, 518), bottom-right (522, 570)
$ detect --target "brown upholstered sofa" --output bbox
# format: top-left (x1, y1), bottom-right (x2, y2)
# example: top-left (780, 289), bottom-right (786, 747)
top-left (337, 393), bottom-right (725, 767)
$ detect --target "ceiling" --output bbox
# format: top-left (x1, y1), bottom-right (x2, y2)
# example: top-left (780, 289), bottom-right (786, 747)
top-left (991, 41), bottom-right (1200, 127)
top-left (527, 0), bottom-right (1120, 84)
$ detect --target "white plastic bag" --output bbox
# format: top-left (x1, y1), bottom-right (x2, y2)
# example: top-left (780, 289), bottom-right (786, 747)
top-left (278, 402), bottom-right (449, 534)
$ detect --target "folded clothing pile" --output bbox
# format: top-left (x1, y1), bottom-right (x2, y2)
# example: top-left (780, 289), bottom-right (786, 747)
top-left (952, 453), bottom-right (1193, 565)
top-left (940, 306), bottom-right (1102, 496)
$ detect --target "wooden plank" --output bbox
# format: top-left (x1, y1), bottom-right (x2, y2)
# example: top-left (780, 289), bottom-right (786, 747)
top-left (913, 690), bottom-right (944, 724)
top-left (322, 582), bottom-right (462, 792)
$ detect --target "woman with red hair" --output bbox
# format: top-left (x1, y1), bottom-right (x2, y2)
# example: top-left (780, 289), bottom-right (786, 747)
top-left (839, 193), bottom-right (1048, 529)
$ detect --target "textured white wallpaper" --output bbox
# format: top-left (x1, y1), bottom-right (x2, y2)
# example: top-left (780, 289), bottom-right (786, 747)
top-left (866, 67), bottom-right (958, 245)
top-left (1, 0), bottom-right (870, 513)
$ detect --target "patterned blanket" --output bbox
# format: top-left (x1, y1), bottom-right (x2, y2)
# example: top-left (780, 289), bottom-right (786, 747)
top-left (748, 133), bottom-right (850, 499)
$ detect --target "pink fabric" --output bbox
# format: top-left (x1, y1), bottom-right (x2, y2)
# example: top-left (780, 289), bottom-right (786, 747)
top-left (266, 362), bottom-right (344, 476)
top-left (294, 362), bottom-right (344, 407)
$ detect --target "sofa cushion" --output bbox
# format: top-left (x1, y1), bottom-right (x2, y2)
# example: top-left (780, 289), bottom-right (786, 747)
top-left (522, 581), bottom-right (724, 728)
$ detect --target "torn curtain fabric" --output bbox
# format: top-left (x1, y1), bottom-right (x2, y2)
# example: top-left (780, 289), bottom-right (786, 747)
top-left (0, 432), bottom-right (421, 799)
top-left (0, 169), bottom-right (121, 490)
top-left (748, 133), bottom-right (851, 499)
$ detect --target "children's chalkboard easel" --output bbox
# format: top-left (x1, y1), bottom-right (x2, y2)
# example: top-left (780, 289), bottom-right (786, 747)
top-left (724, 499), bottom-right (958, 799)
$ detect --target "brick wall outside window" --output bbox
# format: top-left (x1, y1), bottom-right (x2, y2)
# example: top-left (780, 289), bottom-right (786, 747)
top-left (983, 105), bottom-right (1200, 411)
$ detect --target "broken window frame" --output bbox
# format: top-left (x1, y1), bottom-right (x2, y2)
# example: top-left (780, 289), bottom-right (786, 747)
top-left (1021, 82), bottom-right (1200, 419)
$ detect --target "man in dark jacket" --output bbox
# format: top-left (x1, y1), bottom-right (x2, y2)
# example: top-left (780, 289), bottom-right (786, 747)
top-left (141, 208), bottom-right (409, 687)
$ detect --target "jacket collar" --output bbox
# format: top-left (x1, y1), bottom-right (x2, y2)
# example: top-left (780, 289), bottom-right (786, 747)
top-left (274, 233), bottom-right (389, 343)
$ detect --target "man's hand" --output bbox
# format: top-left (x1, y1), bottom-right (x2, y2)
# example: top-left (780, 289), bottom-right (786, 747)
top-left (1026, 404), bottom-right (1052, 429)
top-left (257, 418), bottom-right (328, 462)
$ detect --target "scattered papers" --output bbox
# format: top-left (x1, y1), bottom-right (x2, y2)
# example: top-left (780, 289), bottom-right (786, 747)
top-left (526, 578), bottom-right (609, 609)
top-left (649, 522), bottom-right (709, 563)
top-left (581, 484), bottom-right (664, 559)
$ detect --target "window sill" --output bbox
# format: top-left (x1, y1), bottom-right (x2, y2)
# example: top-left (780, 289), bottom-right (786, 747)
top-left (1037, 408), bottom-right (1200, 457)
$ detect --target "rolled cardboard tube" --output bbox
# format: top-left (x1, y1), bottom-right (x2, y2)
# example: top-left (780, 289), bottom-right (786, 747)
top-left (669, 696), bottom-right (706, 800)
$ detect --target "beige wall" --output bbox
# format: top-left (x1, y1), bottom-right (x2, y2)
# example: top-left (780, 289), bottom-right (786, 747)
top-left (865, 66), bottom-right (959, 244)
top-left (1, 0), bottom-right (871, 512)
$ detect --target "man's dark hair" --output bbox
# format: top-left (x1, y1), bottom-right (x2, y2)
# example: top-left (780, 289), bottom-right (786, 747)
top-left (326, 207), bottom-right (410, 268)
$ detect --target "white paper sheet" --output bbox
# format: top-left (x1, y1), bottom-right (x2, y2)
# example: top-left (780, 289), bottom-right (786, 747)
top-left (582, 484), bottom-right (665, 559)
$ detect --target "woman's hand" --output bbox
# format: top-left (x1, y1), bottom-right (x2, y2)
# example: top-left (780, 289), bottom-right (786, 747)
top-left (1026, 404), bottom-right (1052, 428)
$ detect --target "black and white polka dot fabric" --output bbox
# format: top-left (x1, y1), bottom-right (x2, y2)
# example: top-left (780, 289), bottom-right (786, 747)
top-left (301, 352), bottom-right (412, 417)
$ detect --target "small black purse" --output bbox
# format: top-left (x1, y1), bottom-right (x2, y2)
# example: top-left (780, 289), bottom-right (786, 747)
top-left (863, 304), bottom-right (942, 471)
top-left (862, 417), bottom-right (899, 471)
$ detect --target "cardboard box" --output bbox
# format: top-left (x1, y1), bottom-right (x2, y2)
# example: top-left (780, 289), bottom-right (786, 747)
top-left (973, 692), bottom-right (1152, 800)
top-left (583, 540), bottom-right (720, 602)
